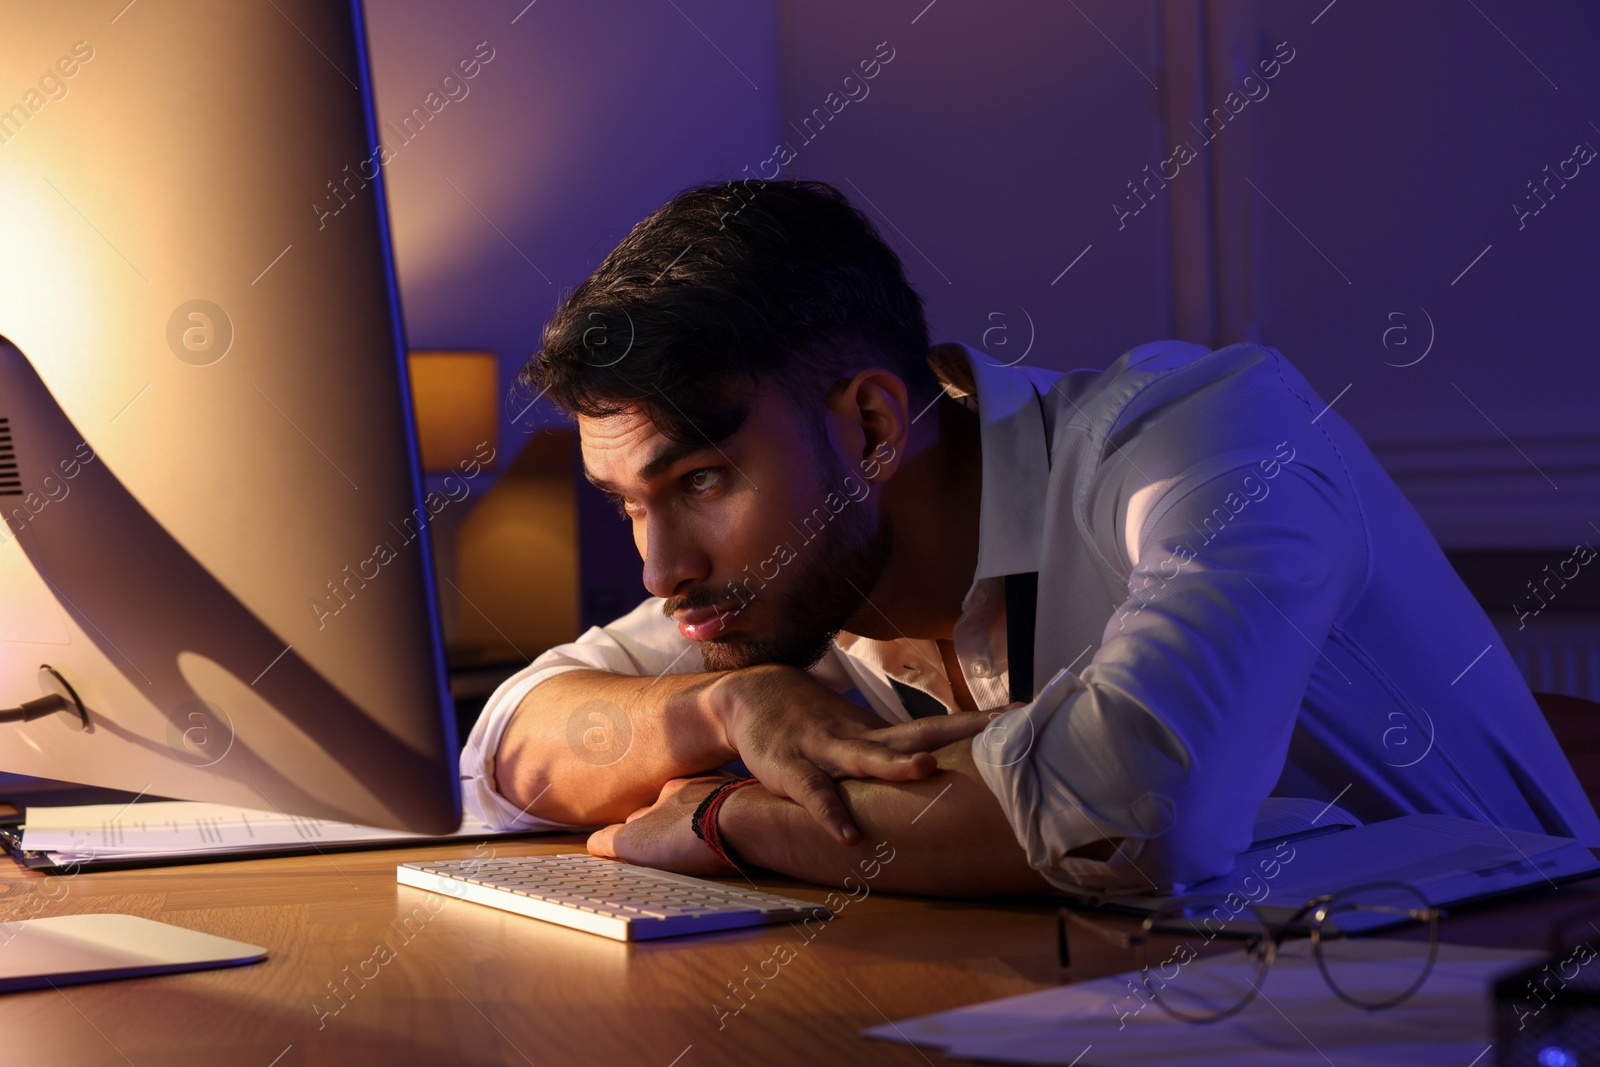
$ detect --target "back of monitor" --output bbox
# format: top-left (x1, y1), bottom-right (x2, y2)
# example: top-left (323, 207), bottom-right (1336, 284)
top-left (0, 2), bottom-right (459, 833)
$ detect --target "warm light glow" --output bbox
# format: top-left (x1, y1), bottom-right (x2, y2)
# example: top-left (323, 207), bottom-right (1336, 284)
top-left (456, 429), bottom-right (579, 657)
top-left (407, 350), bottom-right (500, 472)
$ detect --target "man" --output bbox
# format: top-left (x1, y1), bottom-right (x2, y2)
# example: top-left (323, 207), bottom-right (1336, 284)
top-left (460, 178), bottom-right (1599, 897)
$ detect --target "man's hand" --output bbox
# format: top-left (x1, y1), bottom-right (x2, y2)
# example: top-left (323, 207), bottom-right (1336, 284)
top-left (716, 740), bottom-right (1057, 897)
top-left (493, 662), bottom-right (1006, 835)
top-left (705, 663), bottom-right (1001, 846)
top-left (586, 776), bottom-right (735, 877)
top-left (588, 740), bottom-right (1054, 897)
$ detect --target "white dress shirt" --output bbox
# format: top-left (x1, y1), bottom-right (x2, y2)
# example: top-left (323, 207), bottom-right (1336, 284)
top-left (459, 339), bottom-right (1600, 893)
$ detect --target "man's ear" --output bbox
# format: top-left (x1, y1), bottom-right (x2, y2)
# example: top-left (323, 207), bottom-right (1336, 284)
top-left (826, 367), bottom-right (910, 484)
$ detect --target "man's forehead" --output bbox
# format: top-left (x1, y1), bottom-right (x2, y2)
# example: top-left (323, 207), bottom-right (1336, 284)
top-left (579, 409), bottom-right (720, 487)
top-left (577, 407), bottom-right (661, 450)
top-left (579, 409), bottom-right (661, 476)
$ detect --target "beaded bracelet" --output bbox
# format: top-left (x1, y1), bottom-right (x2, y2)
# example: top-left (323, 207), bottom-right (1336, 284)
top-left (690, 777), bottom-right (759, 873)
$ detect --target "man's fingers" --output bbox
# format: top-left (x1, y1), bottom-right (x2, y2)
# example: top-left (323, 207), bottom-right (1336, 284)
top-left (816, 708), bottom-right (1020, 780)
top-left (787, 768), bottom-right (860, 846)
top-left (587, 824), bottom-right (621, 857)
top-left (821, 737), bottom-right (939, 781)
top-left (869, 710), bottom-right (995, 752)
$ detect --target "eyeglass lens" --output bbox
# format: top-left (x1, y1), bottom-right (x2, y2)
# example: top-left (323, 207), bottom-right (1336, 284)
top-left (1136, 897), bottom-right (1275, 1022)
top-left (1313, 882), bottom-right (1438, 1009)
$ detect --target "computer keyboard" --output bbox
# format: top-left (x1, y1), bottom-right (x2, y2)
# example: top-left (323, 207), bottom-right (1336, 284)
top-left (396, 854), bottom-right (829, 941)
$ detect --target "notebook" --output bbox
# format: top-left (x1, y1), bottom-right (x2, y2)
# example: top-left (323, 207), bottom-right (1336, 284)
top-left (1075, 798), bottom-right (1600, 920)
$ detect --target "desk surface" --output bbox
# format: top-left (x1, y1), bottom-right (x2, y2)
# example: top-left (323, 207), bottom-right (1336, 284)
top-left (0, 834), bottom-right (1591, 1066)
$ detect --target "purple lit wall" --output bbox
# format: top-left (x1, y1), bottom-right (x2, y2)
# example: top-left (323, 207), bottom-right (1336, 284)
top-left (365, 1), bottom-right (1600, 665)
top-left (364, 0), bottom-right (781, 632)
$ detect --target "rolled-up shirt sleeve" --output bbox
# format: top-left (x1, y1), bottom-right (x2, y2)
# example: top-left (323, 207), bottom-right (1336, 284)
top-left (974, 448), bottom-right (1367, 894)
top-left (458, 596), bottom-right (700, 830)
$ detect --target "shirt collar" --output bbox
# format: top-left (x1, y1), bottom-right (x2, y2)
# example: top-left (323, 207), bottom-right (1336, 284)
top-left (943, 342), bottom-right (1055, 579)
top-left (829, 343), bottom-right (1056, 688)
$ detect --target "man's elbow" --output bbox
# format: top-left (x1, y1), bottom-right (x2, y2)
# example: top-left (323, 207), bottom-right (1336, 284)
top-left (490, 744), bottom-right (602, 828)
top-left (1139, 822), bottom-right (1246, 891)
top-left (492, 757), bottom-right (619, 828)
top-left (1061, 819), bottom-right (1246, 894)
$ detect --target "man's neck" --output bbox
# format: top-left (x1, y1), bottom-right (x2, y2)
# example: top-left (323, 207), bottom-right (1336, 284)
top-left (845, 393), bottom-right (982, 643)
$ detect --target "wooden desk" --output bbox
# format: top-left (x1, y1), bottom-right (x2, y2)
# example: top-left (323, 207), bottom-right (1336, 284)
top-left (0, 835), bottom-right (1591, 1066)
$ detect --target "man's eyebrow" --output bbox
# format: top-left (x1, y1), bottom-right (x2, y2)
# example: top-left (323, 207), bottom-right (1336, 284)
top-left (582, 468), bottom-right (618, 493)
top-left (582, 440), bottom-right (719, 493)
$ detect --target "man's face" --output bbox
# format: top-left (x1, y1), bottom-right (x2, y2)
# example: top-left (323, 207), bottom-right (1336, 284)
top-left (579, 385), bottom-right (891, 672)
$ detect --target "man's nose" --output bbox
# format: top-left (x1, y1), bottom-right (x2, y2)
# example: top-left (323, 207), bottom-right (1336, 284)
top-left (640, 513), bottom-right (709, 600)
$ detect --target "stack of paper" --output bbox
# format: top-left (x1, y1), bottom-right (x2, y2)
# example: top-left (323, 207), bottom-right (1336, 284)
top-left (866, 941), bottom-right (1540, 1066)
top-left (18, 800), bottom-right (516, 867)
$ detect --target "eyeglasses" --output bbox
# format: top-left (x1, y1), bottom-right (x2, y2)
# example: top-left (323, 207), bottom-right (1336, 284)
top-left (1057, 880), bottom-right (1442, 1023)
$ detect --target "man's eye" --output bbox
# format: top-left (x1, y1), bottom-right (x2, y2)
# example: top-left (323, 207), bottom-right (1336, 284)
top-left (608, 493), bottom-right (641, 518)
top-left (686, 469), bottom-right (722, 492)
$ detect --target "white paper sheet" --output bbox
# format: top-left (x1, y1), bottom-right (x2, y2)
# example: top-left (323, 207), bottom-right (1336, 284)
top-left (864, 941), bottom-right (1538, 1066)
top-left (20, 800), bottom-right (514, 863)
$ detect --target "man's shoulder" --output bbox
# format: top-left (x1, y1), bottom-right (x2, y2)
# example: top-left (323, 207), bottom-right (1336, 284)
top-left (1118, 337), bottom-right (1217, 370)
top-left (1042, 338), bottom-right (1348, 527)
top-left (1057, 338), bottom-right (1302, 435)
top-left (1097, 337), bottom-right (1283, 393)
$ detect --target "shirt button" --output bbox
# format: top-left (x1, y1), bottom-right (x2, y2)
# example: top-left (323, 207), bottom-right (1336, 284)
top-left (970, 658), bottom-right (992, 678)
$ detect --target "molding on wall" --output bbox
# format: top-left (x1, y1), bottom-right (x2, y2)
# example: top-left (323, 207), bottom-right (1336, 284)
top-left (1201, 0), bottom-right (1266, 348)
top-left (1171, 3), bottom-right (1597, 549)
top-left (1159, 0), bottom-right (1217, 346)
top-left (1367, 434), bottom-right (1600, 548)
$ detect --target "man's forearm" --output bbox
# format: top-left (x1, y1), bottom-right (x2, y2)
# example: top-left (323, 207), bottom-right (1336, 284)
top-left (717, 740), bottom-right (1054, 897)
top-left (493, 668), bottom-right (733, 826)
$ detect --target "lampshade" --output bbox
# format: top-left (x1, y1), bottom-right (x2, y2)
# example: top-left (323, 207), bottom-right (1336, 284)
top-left (407, 350), bottom-right (500, 472)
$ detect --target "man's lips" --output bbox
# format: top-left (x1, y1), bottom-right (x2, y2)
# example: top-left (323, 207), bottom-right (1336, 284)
top-left (674, 603), bottom-right (742, 641)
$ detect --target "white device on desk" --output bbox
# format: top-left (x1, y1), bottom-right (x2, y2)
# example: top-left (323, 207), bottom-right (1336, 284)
top-left (0, 915), bottom-right (267, 994)
top-left (398, 855), bottom-right (830, 941)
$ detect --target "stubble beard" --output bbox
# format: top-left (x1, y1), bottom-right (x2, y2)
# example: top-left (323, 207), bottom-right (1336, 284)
top-left (698, 461), bottom-right (892, 674)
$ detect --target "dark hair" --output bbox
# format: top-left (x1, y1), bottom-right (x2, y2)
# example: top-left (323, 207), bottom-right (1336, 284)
top-left (518, 178), bottom-right (938, 443)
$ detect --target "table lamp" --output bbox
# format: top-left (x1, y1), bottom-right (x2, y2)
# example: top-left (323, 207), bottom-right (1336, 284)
top-left (406, 350), bottom-right (500, 472)
top-left (406, 350), bottom-right (501, 654)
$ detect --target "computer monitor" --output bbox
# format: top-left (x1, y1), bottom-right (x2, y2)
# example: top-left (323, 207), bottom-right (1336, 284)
top-left (0, 1), bottom-right (460, 833)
